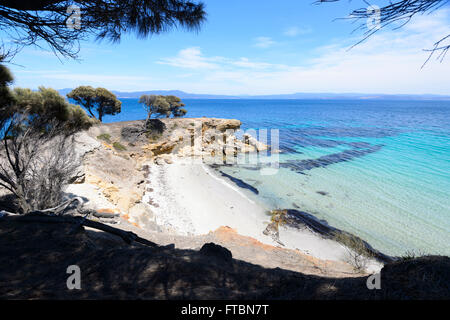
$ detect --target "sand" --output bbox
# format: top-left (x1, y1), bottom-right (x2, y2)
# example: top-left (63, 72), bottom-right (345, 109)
top-left (141, 157), bottom-right (383, 272)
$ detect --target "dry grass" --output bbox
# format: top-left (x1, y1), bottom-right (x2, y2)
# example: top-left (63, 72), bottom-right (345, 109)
top-left (332, 231), bottom-right (373, 272)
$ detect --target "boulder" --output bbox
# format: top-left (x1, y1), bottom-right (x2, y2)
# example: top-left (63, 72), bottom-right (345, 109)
top-left (202, 119), bottom-right (241, 132)
top-left (200, 243), bottom-right (233, 263)
top-left (142, 140), bottom-right (177, 156)
top-left (154, 157), bottom-right (166, 165)
top-left (243, 133), bottom-right (269, 152)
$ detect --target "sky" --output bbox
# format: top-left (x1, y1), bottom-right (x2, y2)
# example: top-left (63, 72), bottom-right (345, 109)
top-left (5, 0), bottom-right (450, 95)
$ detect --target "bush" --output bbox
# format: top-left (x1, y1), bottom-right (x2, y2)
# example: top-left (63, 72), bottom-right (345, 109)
top-left (400, 249), bottom-right (425, 261)
top-left (333, 231), bottom-right (373, 272)
top-left (0, 67), bottom-right (93, 213)
top-left (97, 133), bottom-right (111, 143)
top-left (113, 141), bottom-right (126, 151)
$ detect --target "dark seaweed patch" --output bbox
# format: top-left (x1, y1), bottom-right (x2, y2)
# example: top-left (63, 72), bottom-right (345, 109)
top-left (218, 171), bottom-right (259, 195)
top-left (277, 126), bottom-right (398, 153)
top-left (280, 144), bottom-right (383, 173)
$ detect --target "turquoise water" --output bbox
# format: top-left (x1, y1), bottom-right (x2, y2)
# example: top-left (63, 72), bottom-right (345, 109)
top-left (103, 99), bottom-right (450, 256)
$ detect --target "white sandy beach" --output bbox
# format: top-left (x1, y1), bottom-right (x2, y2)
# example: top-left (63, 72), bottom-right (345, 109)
top-left (140, 157), bottom-right (382, 272)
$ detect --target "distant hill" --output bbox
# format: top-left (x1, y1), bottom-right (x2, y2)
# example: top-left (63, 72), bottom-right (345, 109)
top-left (58, 88), bottom-right (450, 101)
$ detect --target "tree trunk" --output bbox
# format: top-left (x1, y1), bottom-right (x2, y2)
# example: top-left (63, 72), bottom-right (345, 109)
top-left (14, 185), bottom-right (32, 214)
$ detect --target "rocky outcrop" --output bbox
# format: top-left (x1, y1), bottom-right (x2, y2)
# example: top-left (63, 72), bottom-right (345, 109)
top-left (69, 118), bottom-right (270, 228)
top-left (202, 118), bottom-right (241, 131)
top-left (132, 118), bottom-right (270, 160)
top-left (70, 118), bottom-right (263, 217)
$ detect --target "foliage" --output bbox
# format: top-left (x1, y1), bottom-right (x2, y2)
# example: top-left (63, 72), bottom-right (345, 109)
top-left (0, 0), bottom-right (206, 59)
top-left (97, 133), bottom-right (111, 143)
top-left (112, 141), bottom-right (127, 151)
top-left (318, 0), bottom-right (450, 64)
top-left (267, 209), bottom-right (287, 226)
top-left (401, 249), bottom-right (426, 261)
top-left (67, 86), bottom-right (121, 122)
top-left (0, 64), bottom-right (93, 213)
top-left (165, 95), bottom-right (187, 118)
top-left (139, 94), bottom-right (171, 120)
top-left (139, 94), bottom-right (188, 125)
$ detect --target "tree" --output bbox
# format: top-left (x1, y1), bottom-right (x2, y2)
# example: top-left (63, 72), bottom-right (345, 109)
top-left (0, 64), bottom-right (14, 113)
top-left (139, 94), bottom-right (187, 124)
top-left (67, 86), bottom-right (121, 122)
top-left (139, 94), bottom-right (170, 122)
top-left (0, 66), bottom-right (94, 213)
top-left (166, 95), bottom-right (187, 118)
top-left (318, 0), bottom-right (450, 63)
top-left (0, 0), bottom-right (206, 59)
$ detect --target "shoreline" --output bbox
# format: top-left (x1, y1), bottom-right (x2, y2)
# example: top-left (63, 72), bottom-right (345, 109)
top-left (138, 156), bottom-right (384, 273)
top-left (65, 118), bottom-right (389, 274)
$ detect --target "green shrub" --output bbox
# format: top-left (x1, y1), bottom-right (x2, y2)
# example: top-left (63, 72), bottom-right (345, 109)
top-left (267, 209), bottom-right (287, 226)
top-left (400, 249), bottom-right (425, 261)
top-left (113, 141), bottom-right (127, 151)
top-left (97, 133), bottom-right (111, 143)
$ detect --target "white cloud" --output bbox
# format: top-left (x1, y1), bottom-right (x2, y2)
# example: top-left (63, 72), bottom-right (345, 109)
top-left (231, 58), bottom-right (275, 69)
top-left (158, 48), bottom-right (285, 71)
top-left (13, 9), bottom-right (450, 95)
top-left (283, 26), bottom-right (312, 37)
top-left (150, 8), bottom-right (450, 95)
top-left (253, 36), bottom-right (276, 48)
top-left (158, 47), bottom-right (222, 69)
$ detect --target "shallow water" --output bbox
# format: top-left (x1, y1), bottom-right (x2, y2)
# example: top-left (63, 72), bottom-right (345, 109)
top-left (104, 99), bottom-right (450, 256)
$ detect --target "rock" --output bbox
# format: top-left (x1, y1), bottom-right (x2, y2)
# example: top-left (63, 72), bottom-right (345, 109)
top-left (142, 140), bottom-right (177, 156)
top-left (203, 119), bottom-right (241, 132)
top-left (263, 211), bottom-right (286, 246)
top-left (242, 133), bottom-right (269, 152)
top-left (200, 243), bottom-right (233, 263)
top-left (70, 131), bottom-right (102, 182)
top-left (127, 202), bottom-right (155, 229)
top-left (223, 144), bottom-right (238, 156)
top-left (263, 222), bottom-right (279, 242)
top-left (120, 125), bottom-right (147, 143)
top-left (238, 143), bottom-right (255, 153)
top-left (73, 131), bottom-right (102, 157)
top-left (154, 157), bottom-right (166, 165)
top-left (93, 208), bottom-right (121, 219)
top-left (129, 202), bottom-right (153, 218)
top-left (145, 119), bottom-right (166, 134)
top-left (159, 154), bottom-right (173, 164)
top-left (71, 173), bottom-right (86, 184)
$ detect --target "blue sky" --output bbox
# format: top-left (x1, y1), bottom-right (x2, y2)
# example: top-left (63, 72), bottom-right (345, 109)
top-left (6, 0), bottom-right (450, 95)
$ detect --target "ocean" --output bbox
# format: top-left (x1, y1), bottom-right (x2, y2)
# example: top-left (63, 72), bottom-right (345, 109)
top-left (103, 99), bottom-right (450, 257)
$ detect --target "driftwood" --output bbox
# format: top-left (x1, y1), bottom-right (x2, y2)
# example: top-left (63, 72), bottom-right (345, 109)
top-left (1, 213), bottom-right (158, 248)
top-left (38, 197), bottom-right (85, 215)
top-left (0, 197), bottom-right (85, 217)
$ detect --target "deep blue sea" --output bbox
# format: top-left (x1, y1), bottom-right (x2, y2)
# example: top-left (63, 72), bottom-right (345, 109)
top-left (104, 99), bottom-right (450, 256)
